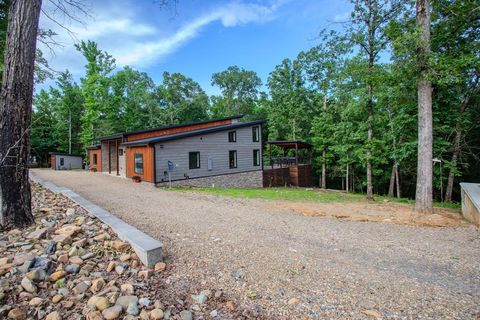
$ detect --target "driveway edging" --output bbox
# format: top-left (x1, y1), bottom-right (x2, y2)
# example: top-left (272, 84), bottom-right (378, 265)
top-left (30, 173), bottom-right (163, 267)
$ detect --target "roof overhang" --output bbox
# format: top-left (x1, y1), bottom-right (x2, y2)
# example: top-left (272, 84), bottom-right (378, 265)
top-left (122, 120), bottom-right (265, 147)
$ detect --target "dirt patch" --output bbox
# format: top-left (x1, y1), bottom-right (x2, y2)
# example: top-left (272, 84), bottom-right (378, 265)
top-left (269, 201), bottom-right (468, 227)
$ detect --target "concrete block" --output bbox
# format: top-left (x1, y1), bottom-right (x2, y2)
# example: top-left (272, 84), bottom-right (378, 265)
top-left (30, 174), bottom-right (163, 267)
top-left (460, 182), bottom-right (480, 226)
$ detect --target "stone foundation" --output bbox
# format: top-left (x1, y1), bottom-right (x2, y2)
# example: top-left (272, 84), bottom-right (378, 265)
top-left (157, 170), bottom-right (263, 188)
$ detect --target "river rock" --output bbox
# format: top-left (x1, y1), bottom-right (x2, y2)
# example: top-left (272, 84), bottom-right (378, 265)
top-left (7, 308), bottom-right (26, 320)
top-left (102, 305), bottom-right (122, 320)
top-left (29, 297), bottom-right (43, 306)
top-left (21, 277), bottom-right (36, 293)
top-left (45, 311), bottom-right (61, 320)
top-left (150, 309), bottom-right (164, 320)
top-left (126, 302), bottom-right (139, 316)
top-left (65, 264), bottom-right (80, 274)
top-left (116, 295), bottom-right (138, 310)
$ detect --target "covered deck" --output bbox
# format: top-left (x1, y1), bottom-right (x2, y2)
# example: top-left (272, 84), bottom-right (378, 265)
top-left (263, 141), bottom-right (313, 187)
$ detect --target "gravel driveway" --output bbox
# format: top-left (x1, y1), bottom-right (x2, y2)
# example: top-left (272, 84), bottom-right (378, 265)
top-left (31, 169), bottom-right (480, 319)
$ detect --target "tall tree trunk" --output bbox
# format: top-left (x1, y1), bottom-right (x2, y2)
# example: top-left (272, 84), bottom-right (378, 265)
top-left (388, 163), bottom-right (396, 197)
top-left (445, 130), bottom-right (460, 202)
top-left (395, 164), bottom-right (401, 198)
top-left (0, 0), bottom-right (41, 228)
top-left (321, 96), bottom-right (327, 189)
top-left (366, 84), bottom-right (374, 200)
top-left (415, 0), bottom-right (433, 213)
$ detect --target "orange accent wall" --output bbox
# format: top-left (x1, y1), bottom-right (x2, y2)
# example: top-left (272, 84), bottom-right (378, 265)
top-left (126, 119), bottom-right (233, 142)
top-left (89, 149), bottom-right (102, 172)
top-left (126, 146), bottom-right (154, 182)
top-left (50, 154), bottom-right (56, 170)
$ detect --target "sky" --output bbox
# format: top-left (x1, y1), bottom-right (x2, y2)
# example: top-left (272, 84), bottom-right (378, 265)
top-left (38, 0), bottom-right (352, 95)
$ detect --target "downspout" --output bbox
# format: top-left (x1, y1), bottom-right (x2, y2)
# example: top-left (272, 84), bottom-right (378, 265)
top-left (152, 143), bottom-right (157, 185)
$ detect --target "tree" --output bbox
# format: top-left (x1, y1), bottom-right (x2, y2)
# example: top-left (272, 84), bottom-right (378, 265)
top-left (267, 59), bottom-right (315, 142)
top-left (159, 72), bottom-right (209, 125)
top-left (298, 41), bottom-right (346, 188)
top-left (0, 0), bottom-right (42, 228)
top-left (75, 40), bottom-right (115, 149)
top-left (414, 0), bottom-right (433, 213)
top-left (31, 89), bottom-right (57, 166)
top-left (48, 71), bottom-right (83, 154)
top-left (211, 65), bottom-right (262, 118)
top-left (333, 0), bottom-right (403, 199)
top-left (110, 66), bottom-right (159, 131)
top-left (430, 0), bottom-right (480, 202)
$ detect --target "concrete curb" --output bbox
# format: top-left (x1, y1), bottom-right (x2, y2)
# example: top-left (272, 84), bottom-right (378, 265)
top-left (30, 174), bottom-right (163, 267)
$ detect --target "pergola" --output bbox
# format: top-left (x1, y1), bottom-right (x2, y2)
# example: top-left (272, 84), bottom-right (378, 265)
top-left (266, 140), bottom-right (313, 169)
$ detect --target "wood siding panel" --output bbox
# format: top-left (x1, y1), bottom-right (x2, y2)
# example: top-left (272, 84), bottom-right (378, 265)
top-left (154, 125), bottom-right (262, 183)
top-left (126, 146), bottom-right (154, 182)
top-left (50, 154), bottom-right (55, 170)
top-left (89, 149), bottom-right (102, 172)
top-left (126, 119), bottom-right (234, 142)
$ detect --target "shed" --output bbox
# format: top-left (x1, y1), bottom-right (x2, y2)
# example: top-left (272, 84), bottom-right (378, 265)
top-left (49, 152), bottom-right (82, 170)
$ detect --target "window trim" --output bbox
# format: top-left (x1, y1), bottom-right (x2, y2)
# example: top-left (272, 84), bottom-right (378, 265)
top-left (229, 150), bottom-right (237, 169)
top-left (252, 126), bottom-right (260, 142)
top-left (189, 151), bottom-right (201, 169)
top-left (134, 153), bottom-right (144, 174)
top-left (228, 130), bottom-right (237, 142)
top-left (253, 149), bottom-right (260, 166)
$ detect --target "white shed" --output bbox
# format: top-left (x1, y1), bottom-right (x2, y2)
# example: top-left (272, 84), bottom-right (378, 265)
top-left (49, 152), bottom-right (83, 170)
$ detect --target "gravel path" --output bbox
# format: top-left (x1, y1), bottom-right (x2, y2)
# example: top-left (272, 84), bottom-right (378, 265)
top-left (31, 169), bottom-right (480, 319)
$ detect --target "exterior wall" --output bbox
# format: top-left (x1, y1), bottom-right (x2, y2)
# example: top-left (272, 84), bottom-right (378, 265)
top-left (53, 155), bottom-right (82, 170)
top-left (157, 170), bottom-right (262, 188)
top-left (118, 146), bottom-right (126, 177)
top-left (89, 149), bottom-right (102, 172)
top-left (126, 146), bottom-right (155, 182)
top-left (50, 154), bottom-right (56, 170)
top-left (154, 125), bottom-right (262, 183)
top-left (101, 139), bottom-right (122, 174)
top-left (126, 118), bottom-right (234, 142)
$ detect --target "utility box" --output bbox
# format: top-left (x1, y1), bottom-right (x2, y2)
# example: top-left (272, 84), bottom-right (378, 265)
top-left (460, 183), bottom-right (480, 226)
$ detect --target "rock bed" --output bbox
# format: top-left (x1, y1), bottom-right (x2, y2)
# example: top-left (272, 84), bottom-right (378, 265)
top-left (0, 183), bottom-right (247, 320)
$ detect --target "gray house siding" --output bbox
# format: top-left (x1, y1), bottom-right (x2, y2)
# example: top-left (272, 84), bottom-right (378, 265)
top-left (154, 125), bottom-right (262, 184)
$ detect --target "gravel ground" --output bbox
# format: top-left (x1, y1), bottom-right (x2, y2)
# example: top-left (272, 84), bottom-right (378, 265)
top-left (31, 169), bottom-right (480, 319)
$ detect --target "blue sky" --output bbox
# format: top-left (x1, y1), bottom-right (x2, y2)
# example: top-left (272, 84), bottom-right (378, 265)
top-left (38, 0), bottom-right (352, 95)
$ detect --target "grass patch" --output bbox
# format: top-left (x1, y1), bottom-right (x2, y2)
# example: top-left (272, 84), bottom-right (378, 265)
top-left (172, 186), bottom-right (461, 209)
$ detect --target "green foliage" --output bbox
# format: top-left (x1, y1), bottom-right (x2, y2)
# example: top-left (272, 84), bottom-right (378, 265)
top-left (159, 71), bottom-right (209, 124)
top-left (211, 65), bottom-right (262, 119)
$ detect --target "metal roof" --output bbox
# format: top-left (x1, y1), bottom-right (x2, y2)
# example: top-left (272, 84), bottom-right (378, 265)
top-left (49, 152), bottom-right (83, 157)
top-left (122, 120), bottom-right (265, 147)
top-left (98, 115), bottom-right (244, 142)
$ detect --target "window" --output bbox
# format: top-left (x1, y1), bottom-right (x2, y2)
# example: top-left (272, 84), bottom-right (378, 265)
top-left (253, 149), bottom-right (260, 166)
top-left (118, 149), bottom-right (124, 156)
top-left (60, 158), bottom-right (64, 166)
top-left (229, 150), bottom-right (237, 169)
top-left (228, 131), bottom-right (236, 142)
top-left (134, 153), bottom-right (144, 174)
top-left (252, 126), bottom-right (260, 142)
top-left (93, 154), bottom-right (97, 165)
top-left (189, 152), bottom-right (200, 169)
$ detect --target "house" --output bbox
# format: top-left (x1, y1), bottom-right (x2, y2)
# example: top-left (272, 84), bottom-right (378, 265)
top-left (88, 116), bottom-right (265, 187)
top-left (49, 152), bottom-right (82, 170)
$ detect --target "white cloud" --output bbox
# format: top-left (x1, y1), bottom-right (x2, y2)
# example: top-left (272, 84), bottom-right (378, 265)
top-left (113, 1), bottom-right (284, 67)
top-left (37, 0), bottom-right (285, 80)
